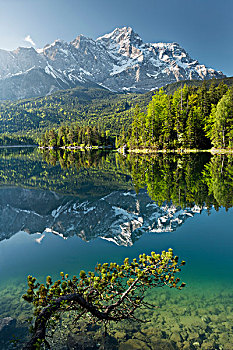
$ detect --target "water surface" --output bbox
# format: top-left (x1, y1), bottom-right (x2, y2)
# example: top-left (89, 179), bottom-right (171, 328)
top-left (0, 148), bottom-right (233, 349)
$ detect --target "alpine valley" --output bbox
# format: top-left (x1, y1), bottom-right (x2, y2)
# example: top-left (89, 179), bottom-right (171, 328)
top-left (0, 3), bottom-right (233, 348)
top-left (0, 26), bottom-right (225, 100)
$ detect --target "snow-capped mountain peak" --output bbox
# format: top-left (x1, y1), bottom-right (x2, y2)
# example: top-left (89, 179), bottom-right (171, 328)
top-left (71, 34), bottom-right (96, 48)
top-left (97, 26), bottom-right (143, 59)
top-left (97, 26), bottom-right (143, 47)
top-left (0, 26), bottom-right (225, 100)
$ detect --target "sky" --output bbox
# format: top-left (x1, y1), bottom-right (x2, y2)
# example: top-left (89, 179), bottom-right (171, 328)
top-left (0, 0), bottom-right (232, 76)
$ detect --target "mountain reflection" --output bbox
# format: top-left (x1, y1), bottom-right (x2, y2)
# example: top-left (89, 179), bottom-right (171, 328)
top-left (0, 148), bottom-right (233, 246)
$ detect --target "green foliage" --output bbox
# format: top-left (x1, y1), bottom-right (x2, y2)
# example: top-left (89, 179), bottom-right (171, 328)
top-left (0, 86), bottom-right (152, 136)
top-left (22, 250), bottom-right (185, 348)
top-left (205, 89), bottom-right (233, 148)
top-left (0, 133), bottom-right (36, 145)
top-left (40, 123), bottom-right (115, 148)
top-left (1, 78), bottom-right (233, 150)
top-left (118, 83), bottom-right (233, 150)
top-left (203, 154), bottom-right (233, 210)
top-left (163, 76), bottom-right (233, 95)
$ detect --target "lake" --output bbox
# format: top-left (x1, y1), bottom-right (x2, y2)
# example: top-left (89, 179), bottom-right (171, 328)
top-left (0, 147), bottom-right (233, 349)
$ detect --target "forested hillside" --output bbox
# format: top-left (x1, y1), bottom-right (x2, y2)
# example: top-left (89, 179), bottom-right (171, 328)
top-left (0, 86), bottom-right (153, 138)
top-left (119, 81), bottom-right (233, 150)
top-left (0, 77), bottom-right (232, 150)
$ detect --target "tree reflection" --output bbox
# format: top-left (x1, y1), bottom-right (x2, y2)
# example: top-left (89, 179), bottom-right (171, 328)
top-left (1, 147), bottom-right (233, 210)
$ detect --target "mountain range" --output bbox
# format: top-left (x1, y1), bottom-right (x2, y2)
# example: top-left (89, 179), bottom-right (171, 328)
top-left (0, 26), bottom-right (225, 100)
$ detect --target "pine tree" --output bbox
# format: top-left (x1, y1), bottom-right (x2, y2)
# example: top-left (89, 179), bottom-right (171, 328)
top-left (206, 90), bottom-right (233, 148)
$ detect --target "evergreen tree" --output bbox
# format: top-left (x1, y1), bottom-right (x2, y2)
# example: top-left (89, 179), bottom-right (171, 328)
top-left (206, 90), bottom-right (233, 148)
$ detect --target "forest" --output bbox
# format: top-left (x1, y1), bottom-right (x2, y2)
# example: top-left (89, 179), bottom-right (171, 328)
top-left (41, 81), bottom-right (233, 150)
top-left (0, 86), bottom-right (153, 137)
top-left (0, 78), bottom-right (232, 150)
top-left (117, 82), bottom-right (233, 150)
top-left (40, 124), bottom-right (115, 148)
top-left (0, 134), bottom-right (35, 146)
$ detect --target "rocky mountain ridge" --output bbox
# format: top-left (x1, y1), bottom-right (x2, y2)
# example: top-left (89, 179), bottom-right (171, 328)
top-left (0, 27), bottom-right (224, 100)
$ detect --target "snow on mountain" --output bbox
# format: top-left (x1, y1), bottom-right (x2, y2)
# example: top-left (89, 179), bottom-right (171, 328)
top-left (0, 26), bottom-right (225, 100)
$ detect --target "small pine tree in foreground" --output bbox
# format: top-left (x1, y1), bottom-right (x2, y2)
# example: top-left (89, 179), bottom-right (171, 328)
top-left (22, 249), bottom-right (186, 349)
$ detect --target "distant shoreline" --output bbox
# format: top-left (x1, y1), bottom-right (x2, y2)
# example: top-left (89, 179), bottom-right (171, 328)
top-left (38, 145), bottom-right (114, 150)
top-left (0, 144), bottom-right (37, 148)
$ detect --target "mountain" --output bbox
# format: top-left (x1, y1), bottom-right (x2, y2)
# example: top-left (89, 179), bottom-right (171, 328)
top-left (0, 187), bottom-right (204, 246)
top-left (0, 27), bottom-right (225, 100)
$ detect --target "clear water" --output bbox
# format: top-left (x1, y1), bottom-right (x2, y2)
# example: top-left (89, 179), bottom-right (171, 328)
top-left (0, 148), bottom-right (233, 349)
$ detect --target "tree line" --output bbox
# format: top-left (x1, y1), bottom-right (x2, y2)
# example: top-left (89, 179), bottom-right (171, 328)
top-left (117, 82), bottom-right (233, 150)
top-left (40, 124), bottom-right (115, 148)
top-left (42, 81), bottom-right (233, 150)
top-left (0, 133), bottom-right (35, 146)
top-left (1, 79), bottom-right (232, 149)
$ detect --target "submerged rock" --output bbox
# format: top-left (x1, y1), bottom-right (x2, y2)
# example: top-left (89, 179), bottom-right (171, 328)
top-left (67, 332), bottom-right (98, 350)
top-left (67, 331), bottom-right (118, 350)
top-left (119, 339), bottom-right (150, 350)
top-left (0, 317), bottom-right (16, 333)
top-left (0, 317), bottom-right (17, 349)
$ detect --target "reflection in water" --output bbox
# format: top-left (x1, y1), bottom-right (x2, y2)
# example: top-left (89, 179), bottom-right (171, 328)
top-left (2, 149), bottom-right (232, 246)
top-left (0, 148), bottom-right (132, 198)
top-left (203, 154), bottom-right (233, 210)
top-left (42, 149), bottom-right (233, 209)
top-left (0, 187), bottom-right (205, 246)
top-left (124, 152), bottom-right (233, 210)
top-left (0, 148), bottom-right (233, 349)
top-left (1, 147), bottom-right (233, 210)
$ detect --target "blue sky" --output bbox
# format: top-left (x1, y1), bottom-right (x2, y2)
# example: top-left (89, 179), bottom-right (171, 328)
top-left (0, 0), bottom-right (232, 76)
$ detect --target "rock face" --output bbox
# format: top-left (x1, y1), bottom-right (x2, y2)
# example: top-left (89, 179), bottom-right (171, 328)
top-left (0, 27), bottom-right (224, 100)
top-left (0, 187), bottom-right (204, 246)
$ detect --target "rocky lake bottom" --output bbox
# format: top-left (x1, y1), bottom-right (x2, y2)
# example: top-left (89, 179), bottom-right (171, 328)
top-left (0, 280), bottom-right (233, 350)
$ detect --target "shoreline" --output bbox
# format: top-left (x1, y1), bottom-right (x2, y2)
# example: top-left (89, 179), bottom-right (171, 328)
top-left (2, 144), bottom-right (231, 155)
top-left (0, 144), bottom-right (37, 148)
top-left (38, 145), bottom-right (114, 151)
top-left (119, 148), bottom-right (233, 155)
